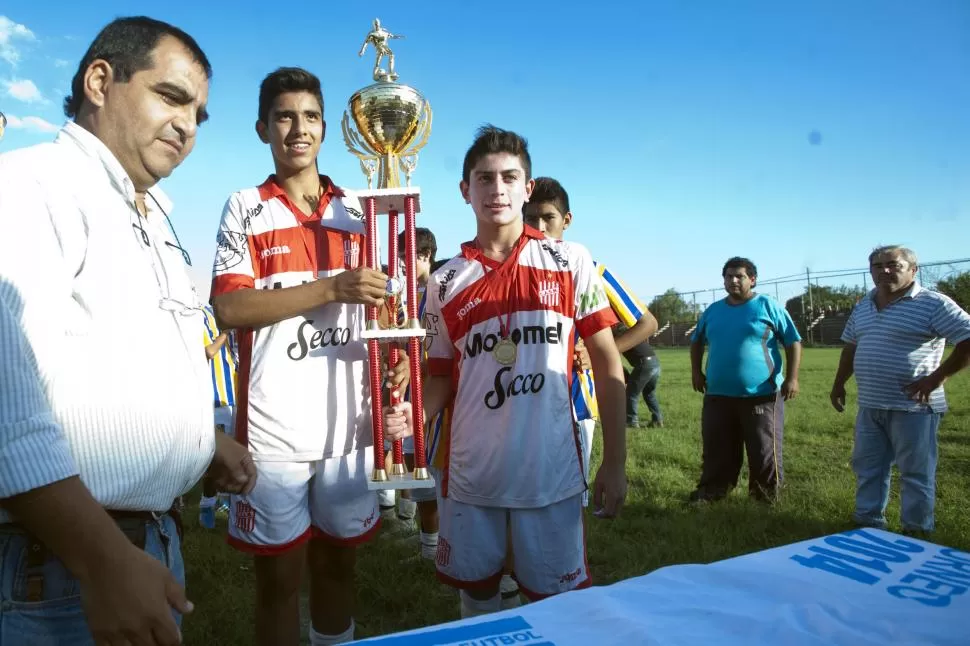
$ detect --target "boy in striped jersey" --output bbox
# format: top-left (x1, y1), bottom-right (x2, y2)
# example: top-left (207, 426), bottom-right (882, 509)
top-left (210, 68), bottom-right (411, 646)
top-left (524, 177), bottom-right (658, 488)
top-left (200, 305), bottom-right (237, 528)
top-left (386, 126), bottom-right (627, 618)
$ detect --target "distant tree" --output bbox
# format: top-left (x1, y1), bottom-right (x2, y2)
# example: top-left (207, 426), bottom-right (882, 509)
top-left (934, 271), bottom-right (970, 311)
top-left (785, 285), bottom-right (866, 323)
top-left (648, 289), bottom-right (696, 324)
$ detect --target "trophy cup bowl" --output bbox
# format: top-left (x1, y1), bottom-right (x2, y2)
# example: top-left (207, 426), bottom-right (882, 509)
top-left (349, 83), bottom-right (427, 155)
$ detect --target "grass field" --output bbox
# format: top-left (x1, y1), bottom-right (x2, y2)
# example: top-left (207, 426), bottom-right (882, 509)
top-left (180, 347), bottom-right (970, 644)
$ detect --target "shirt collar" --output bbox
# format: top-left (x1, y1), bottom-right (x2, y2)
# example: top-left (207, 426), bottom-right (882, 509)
top-left (459, 224), bottom-right (543, 259)
top-left (55, 121), bottom-right (173, 216)
top-left (257, 174), bottom-right (345, 201)
top-left (867, 281), bottom-right (921, 303)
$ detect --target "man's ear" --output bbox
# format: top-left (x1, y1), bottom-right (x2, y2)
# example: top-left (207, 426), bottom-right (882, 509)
top-left (83, 59), bottom-right (114, 109)
top-left (563, 211), bottom-right (573, 231)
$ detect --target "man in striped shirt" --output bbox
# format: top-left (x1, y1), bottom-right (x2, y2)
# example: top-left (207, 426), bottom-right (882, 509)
top-left (0, 17), bottom-right (256, 646)
top-left (831, 245), bottom-right (970, 534)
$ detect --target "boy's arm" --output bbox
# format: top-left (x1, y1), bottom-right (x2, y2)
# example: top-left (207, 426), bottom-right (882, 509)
top-left (614, 309), bottom-right (658, 354)
top-left (208, 194), bottom-right (388, 330)
top-left (586, 327), bottom-right (627, 518)
top-left (597, 262), bottom-right (657, 353)
top-left (830, 343), bottom-right (856, 412)
top-left (214, 272), bottom-right (387, 330)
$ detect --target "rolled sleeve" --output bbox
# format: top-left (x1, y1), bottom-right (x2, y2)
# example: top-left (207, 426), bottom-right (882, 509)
top-left (0, 294), bottom-right (78, 499)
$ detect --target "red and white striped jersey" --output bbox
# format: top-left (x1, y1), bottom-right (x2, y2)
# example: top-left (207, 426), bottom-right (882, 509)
top-left (211, 176), bottom-right (372, 461)
top-left (424, 226), bottom-right (618, 508)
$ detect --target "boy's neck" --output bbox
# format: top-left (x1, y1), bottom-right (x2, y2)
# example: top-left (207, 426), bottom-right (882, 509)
top-left (476, 220), bottom-right (524, 262)
top-left (274, 163), bottom-right (322, 212)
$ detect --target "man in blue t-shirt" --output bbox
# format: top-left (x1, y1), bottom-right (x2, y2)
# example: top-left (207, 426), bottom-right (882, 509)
top-left (689, 257), bottom-right (802, 503)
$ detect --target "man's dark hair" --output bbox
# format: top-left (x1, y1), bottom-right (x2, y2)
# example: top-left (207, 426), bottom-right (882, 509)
top-left (258, 67), bottom-right (323, 124)
top-left (64, 16), bottom-right (211, 118)
top-left (722, 257), bottom-right (758, 279)
top-left (529, 177), bottom-right (570, 216)
top-left (462, 124), bottom-right (531, 183)
top-left (398, 227), bottom-right (437, 262)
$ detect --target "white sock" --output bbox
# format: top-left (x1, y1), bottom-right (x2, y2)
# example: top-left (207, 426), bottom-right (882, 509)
top-left (309, 619), bottom-right (354, 645)
top-left (377, 489), bottom-right (396, 508)
top-left (398, 498), bottom-right (417, 520)
top-left (460, 590), bottom-right (501, 618)
top-left (420, 531), bottom-right (438, 560)
top-left (199, 495), bottom-right (217, 507)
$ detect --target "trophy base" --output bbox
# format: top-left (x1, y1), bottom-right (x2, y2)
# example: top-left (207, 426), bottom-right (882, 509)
top-left (367, 471), bottom-right (436, 491)
top-left (356, 187), bottom-right (422, 215)
top-left (390, 463), bottom-right (407, 476)
top-left (361, 328), bottom-right (427, 341)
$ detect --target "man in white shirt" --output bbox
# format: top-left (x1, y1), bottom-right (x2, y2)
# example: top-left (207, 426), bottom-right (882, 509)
top-left (0, 16), bottom-right (255, 646)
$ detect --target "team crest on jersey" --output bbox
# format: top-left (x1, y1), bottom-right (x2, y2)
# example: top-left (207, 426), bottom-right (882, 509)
top-left (344, 240), bottom-right (361, 269)
top-left (436, 537), bottom-right (452, 567)
top-left (234, 501), bottom-right (256, 533)
top-left (538, 281), bottom-right (561, 307)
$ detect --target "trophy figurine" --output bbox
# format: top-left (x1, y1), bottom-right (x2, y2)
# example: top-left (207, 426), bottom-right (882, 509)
top-left (344, 19), bottom-right (434, 490)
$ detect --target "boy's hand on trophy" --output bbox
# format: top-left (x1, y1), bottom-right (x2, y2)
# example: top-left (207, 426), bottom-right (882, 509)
top-left (384, 402), bottom-right (414, 441)
top-left (333, 268), bottom-right (387, 306)
top-left (384, 354), bottom-right (410, 397)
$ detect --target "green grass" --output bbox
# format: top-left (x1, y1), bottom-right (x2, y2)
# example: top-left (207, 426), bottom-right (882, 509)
top-left (180, 348), bottom-right (970, 644)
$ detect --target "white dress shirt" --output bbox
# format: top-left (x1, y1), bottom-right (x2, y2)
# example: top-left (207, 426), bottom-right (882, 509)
top-left (0, 121), bottom-right (215, 522)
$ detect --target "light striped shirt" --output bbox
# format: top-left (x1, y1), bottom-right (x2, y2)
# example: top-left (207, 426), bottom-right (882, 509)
top-left (842, 283), bottom-right (970, 413)
top-left (0, 122), bottom-right (215, 523)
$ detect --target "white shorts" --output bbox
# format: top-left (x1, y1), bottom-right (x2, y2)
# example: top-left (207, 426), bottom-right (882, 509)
top-left (435, 493), bottom-right (590, 600)
top-left (228, 449), bottom-right (380, 554)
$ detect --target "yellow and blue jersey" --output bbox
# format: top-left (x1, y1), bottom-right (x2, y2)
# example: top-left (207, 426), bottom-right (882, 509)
top-left (572, 261), bottom-right (648, 421)
top-left (202, 305), bottom-right (238, 409)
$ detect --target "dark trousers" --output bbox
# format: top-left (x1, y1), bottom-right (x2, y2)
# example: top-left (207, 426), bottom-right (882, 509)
top-left (697, 393), bottom-right (784, 501)
top-left (626, 356), bottom-right (662, 424)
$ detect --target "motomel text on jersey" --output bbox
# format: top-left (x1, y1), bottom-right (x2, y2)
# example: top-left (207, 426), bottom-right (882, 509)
top-left (464, 322), bottom-right (563, 358)
top-left (288, 319), bottom-right (352, 360)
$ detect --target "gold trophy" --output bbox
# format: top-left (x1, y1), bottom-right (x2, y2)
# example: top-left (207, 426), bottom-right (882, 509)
top-left (344, 19), bottom-right (434, 490)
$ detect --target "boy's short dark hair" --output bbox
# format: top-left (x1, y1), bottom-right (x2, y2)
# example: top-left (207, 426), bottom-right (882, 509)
top-left (722, 257), bottom-right (758, 279)
top-left (462, 124), bottom-right (531, 183)
top-left (398, 227), bottom-right (437, 262)
top-left (258, 67), bottom-right (323, 124)
top-left (529, 177), bottom-right (570, 216)
top-left (65, 16), bottom-right (211, 118)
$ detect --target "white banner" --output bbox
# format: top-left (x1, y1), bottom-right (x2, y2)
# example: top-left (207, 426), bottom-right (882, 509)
top-left (358, 529), bottom-right (970, 645)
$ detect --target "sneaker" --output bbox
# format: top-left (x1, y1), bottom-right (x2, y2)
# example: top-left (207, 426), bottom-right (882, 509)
top-left (648, 419), bottom-right (664, 428)
top-left (500, 574), bottom-right (521, 609)
top-left (199, 504), bottom-right (216, 530)
top-left (626, 419), bottom-right (641, 429)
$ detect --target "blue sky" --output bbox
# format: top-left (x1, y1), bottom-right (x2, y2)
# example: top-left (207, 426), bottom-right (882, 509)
top-left (1, 1), bottom-right (968, 307)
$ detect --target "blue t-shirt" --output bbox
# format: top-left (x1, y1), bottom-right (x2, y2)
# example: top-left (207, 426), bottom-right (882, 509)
top-left (691, 294), bottom-right (801, 397)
